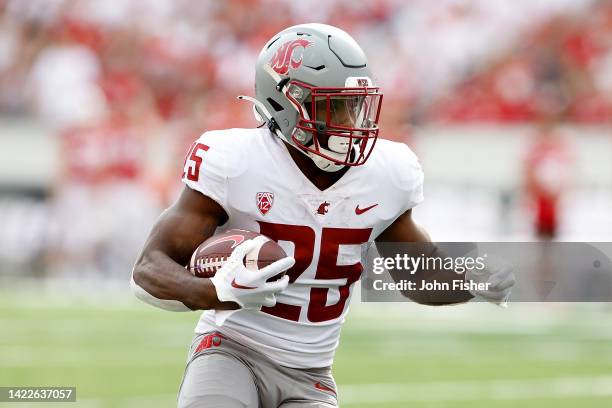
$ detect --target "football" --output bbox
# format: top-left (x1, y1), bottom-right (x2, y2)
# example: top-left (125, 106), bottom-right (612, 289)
top-left (188, 229), bottom-right (288, 280)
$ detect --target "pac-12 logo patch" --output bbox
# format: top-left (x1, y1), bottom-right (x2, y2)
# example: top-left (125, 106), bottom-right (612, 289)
top-left (256, 192), bottom-right (274, 215)
top-left (269, 39), bottom-right (313, 75)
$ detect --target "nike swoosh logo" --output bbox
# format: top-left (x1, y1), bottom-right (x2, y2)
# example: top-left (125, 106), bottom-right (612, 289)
top-left (355, 203), bottom-right (378, 215)
top-left (314, 382), bottom-right (336, 395)
top-left (231, 278), bottom-right (257, 290)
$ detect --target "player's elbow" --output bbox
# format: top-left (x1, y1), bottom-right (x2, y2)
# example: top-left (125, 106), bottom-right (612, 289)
top-left (130, 274), bottom-right (145, 300)
top-left (130, 256), bottom-right (159, 301)
top-left (132, 253), bottom-right (157, 292)
top-left (131, 262), bottom-right (147, 290)
top-left (130, 262), bottom-right (153, 303)
top-left (130, 265), bottom-right (192, 312)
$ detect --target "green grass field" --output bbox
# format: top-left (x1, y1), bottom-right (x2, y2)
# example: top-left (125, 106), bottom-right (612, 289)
top-left (2, 290), bottom-right (612, 407)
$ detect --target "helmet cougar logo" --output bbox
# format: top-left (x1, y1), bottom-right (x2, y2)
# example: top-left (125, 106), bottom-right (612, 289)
top-left (269, 39), bottom-right (313, 75)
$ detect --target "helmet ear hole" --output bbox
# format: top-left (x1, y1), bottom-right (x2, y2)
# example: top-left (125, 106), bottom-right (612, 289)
top-left (267, 98), bottom-right (284, 112)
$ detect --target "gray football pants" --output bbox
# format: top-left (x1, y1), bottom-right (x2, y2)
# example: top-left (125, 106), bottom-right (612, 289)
top-left (177, 331), bottom-right (338, 408)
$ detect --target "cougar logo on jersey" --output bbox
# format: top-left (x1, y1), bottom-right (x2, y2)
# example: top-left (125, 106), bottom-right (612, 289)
top-left (269, 39), bottom-right (313, 75)
top-left (316, 201), bottom-right (330, 215)
top-left (256, 192), bottom-right (274, 215)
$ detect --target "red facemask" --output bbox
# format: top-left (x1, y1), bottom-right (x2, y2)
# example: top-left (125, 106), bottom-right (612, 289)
top-left (284, 80), bottom-right (383, 167)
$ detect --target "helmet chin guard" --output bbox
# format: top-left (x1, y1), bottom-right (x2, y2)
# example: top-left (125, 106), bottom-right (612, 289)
top-left (307, 145), bottom-right (356, 172)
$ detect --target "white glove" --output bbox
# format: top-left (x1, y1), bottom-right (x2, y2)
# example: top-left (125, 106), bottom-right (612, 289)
top-left (210, 236), bottom-right (294, 310)
top-left (466, 266), bottom-right (515, 306)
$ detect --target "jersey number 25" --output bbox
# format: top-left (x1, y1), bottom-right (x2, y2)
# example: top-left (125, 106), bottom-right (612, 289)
top-left (258, 221), bottom-right (371, 323)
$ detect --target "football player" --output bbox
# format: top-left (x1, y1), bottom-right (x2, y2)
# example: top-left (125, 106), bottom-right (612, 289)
top-left (131, 24), bottom-right (514, 407)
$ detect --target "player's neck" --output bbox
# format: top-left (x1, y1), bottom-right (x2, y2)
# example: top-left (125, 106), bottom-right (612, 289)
top-left (282, 141), bottom-right (350, 191)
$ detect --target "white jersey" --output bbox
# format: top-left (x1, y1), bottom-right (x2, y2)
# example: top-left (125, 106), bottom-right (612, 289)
top-left (182, 128), bottom-right (423, 368)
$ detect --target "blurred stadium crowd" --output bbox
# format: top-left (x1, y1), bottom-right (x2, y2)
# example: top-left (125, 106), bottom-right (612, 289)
top-left (0, 0), bottom-right (610, 279)
top-left (3, 0), bottom-right (611, 126)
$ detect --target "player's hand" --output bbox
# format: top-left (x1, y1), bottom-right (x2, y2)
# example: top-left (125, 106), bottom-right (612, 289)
top-left (210, 236), bottom-right (294, 310)
top-left (466, 266), bottom-right (515, 306)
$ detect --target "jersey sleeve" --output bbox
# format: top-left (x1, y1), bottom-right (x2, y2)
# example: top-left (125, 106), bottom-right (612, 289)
top-left (391, 143), bottom-right (424, 213)
top-left (181, 132), bottom-right (228, 213)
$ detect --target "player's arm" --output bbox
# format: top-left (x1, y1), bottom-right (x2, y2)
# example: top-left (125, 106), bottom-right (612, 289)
top-left (131, 186), bottom-right (234, 311)
top-left (132, 185), bottom-right (294, 312)
top-left (377, 210), bottom-right (515, 306)
top-left (376, 209), bottom-right (474, 305)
